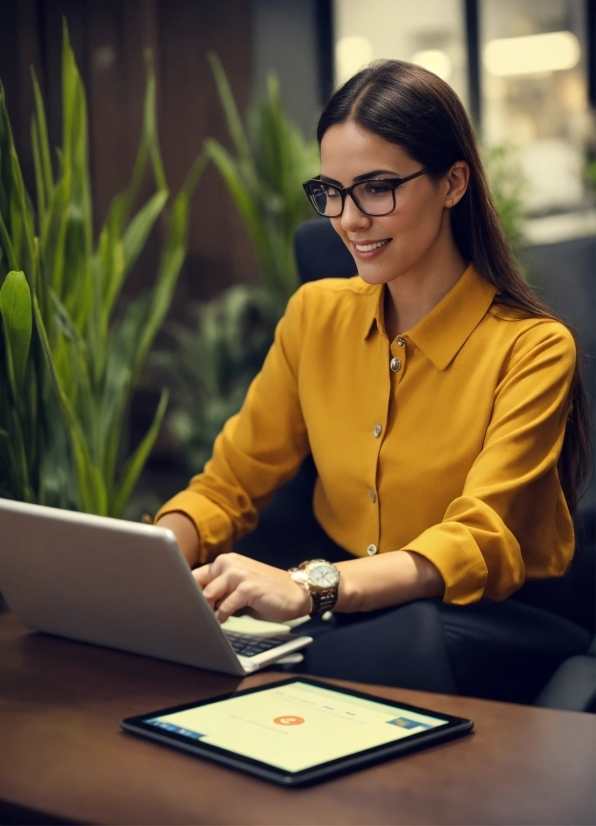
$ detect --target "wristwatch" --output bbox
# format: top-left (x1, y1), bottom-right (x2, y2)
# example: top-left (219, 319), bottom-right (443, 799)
top-left (288, 559), bottom-right (341, 618)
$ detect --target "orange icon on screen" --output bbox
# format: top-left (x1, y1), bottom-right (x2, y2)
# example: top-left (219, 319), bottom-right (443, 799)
top-left (273, 715), bottom-right (305, 726)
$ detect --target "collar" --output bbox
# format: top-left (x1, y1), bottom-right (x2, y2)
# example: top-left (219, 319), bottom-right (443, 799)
top-left (363, 265), bottom-right (497, 371)
top-left (362, 285), bottom-right (385, 340)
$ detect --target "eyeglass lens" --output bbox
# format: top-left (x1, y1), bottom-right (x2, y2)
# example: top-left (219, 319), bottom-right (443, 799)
top-left (308, 180), bottom-right (395, 217)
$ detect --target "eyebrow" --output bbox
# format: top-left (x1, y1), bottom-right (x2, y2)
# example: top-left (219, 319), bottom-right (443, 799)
top-left (320, 169), bottom-right (400, 185)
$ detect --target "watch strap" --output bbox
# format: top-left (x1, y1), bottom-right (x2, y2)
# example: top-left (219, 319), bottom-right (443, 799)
top-left (308, 587), bottom-right (339, 618)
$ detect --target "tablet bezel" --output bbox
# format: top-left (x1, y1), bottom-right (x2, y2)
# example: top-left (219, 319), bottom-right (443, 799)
top-left (121, 677), bottom-right (473, 786)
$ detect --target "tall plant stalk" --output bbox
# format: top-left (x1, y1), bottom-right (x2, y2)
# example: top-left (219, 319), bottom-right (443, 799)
top-left (205, 54), bottom-right (319, 306)
top-left (0, 24), bottom-right (205, 516)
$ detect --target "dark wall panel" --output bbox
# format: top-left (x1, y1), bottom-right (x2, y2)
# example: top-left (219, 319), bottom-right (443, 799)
top-left (157, 0), bottom-right (259, 304)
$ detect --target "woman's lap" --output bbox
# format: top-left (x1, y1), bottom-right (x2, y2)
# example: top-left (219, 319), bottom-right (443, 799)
top-left (288, 598), bottom-right (590, 704)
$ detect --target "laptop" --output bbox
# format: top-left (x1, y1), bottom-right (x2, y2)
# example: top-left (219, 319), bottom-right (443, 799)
top-left (0, 498), bottom-right (313, 675)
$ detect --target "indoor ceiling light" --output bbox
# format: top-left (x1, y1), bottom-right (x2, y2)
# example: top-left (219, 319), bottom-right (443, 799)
top-left (410, 49), bottom-right (452, 82)
top-left (483, 31), bottom-right (580, 77)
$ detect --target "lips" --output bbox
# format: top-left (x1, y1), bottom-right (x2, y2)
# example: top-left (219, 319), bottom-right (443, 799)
top-left (353, 239), bottom-right (391, 252)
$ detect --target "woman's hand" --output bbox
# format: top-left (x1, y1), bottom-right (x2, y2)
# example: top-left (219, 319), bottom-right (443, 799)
top-left (193, 553), bottom-right (311, 624)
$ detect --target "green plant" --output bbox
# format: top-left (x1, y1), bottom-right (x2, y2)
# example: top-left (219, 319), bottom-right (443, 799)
top-left (0, 24), bottom-right (205, 515)
top-left (154, 61), bottom-right (319, 475)
top-left (154, 285), bottom-right (280, 472)
top-left (484, 143), bottom-right (527, 252)
top-left (205, 54), bottom-right (319, 307)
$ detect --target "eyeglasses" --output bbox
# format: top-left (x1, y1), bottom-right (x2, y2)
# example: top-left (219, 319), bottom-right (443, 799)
top-left (303, 169), bottom-right (429, 218)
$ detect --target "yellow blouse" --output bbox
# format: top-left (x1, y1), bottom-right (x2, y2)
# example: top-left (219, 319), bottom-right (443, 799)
top-left (157, 265), bottom-right (576, 605)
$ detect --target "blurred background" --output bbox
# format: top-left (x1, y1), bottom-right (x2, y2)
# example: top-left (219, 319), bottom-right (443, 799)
top-left (0, 0), bottom-right (594, 522)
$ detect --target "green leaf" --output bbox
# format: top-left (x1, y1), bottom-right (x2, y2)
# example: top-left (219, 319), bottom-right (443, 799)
top-left (111, 388), bottom-right (169, 517)
top-left (0, 84), bottom-right (36, 281)
top-left (0, 211), bottom-right (18, 273)
top-left (0, 270), bottom-right (32, 392)
top-left (100, 53), bottom-right (166, 242)
top-left (205, 60), bottom-right (316, 302)
top-left (130, 152), bottom-right (206, 385)
top-left (207, 53), bottom-right (253, 167)
top-left (123, 191), bottom-right (169, 270)
top-left (204, 139), bottom-right (269, 262)
top-left (30, 68), bottom-right (54, 232)
top-left (142, 53), bottom-right (167, 194)
top-left (33, 296), bottom-right (105, 514)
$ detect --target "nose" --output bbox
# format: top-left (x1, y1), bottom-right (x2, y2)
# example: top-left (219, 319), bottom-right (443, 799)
top-left (340, 193), bottom-right (371, 234)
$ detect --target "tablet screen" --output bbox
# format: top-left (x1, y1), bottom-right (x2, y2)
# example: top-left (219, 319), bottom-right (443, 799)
top-left (144, 680), bottom-right (449, 773)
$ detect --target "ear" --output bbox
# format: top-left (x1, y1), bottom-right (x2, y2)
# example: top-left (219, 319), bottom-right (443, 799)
top-left (443, 161), bottom-right (469, 208)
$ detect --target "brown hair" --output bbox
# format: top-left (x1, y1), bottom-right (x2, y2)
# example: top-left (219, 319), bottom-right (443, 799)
top-left (317, 60), bottom-right (591, 513)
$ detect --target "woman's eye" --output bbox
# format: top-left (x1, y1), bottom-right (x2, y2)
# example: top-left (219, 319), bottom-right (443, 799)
top-left (323, 187), bottom-right (340, 199)
top-left (363, 182), bottom-right (389, 196)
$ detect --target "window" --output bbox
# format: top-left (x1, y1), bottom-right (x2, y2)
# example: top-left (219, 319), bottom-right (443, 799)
top-left (481, 0), bottom-right (591, 221)
top-left (333, 0), bottom-right (594, 240)
top-left (333, 0), bottom-right (468, 105)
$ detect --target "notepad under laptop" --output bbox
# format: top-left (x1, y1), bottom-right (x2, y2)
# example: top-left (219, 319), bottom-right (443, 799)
top-left (0, 498), bottom-right (312, 675)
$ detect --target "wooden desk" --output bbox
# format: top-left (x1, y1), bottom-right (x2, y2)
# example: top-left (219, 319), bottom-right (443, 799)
top-left (0, 614), bottom-right (594, 825)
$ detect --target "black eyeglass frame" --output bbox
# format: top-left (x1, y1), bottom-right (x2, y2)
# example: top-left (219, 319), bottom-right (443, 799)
top-left (302, 168), bottom-right (430, 218)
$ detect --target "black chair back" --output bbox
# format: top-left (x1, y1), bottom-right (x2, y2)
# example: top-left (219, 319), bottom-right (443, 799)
top-left (294, 218), bottom-right (356, 283)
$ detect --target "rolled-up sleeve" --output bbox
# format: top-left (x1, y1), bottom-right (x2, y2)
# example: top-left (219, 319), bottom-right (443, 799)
top-left (403, 322), bottom-right (577, 604)
top-left (155, 287), bottom-right (311, 563)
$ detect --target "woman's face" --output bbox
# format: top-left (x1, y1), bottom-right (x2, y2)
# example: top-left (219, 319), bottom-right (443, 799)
top-left (319, 120), bottom-right (466, 285)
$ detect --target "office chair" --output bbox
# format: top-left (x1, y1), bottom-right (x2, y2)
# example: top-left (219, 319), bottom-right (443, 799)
top-left (535, 635), bottom-right (595, 712)
top-left (293, 218), bottom-right (356, 282)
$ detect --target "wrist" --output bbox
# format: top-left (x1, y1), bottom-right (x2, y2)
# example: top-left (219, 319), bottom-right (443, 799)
top-left (334, 561), bottom-right (362, 612)
top-left (290, 580), bottom-right (312, 617)
top-left (156, 512), bottom-right (201, 567)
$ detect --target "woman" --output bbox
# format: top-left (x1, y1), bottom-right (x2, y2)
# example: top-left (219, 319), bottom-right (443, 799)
top-left (156, 61), bottom-right (590, 699)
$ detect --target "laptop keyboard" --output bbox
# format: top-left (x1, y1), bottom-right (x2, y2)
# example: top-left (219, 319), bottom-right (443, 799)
top-left (225, 631), bottom-right (292, 658)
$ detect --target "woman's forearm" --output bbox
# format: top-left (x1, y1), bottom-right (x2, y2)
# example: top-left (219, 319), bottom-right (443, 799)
top-left (156, 512), bottom-right (201, 567)
top-left (334, 551), bottom-right (445, 613)
top-left (155, 511), bottom-right (444, 619)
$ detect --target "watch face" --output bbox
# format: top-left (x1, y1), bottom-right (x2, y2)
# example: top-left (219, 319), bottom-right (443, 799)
top-left (309, 563), bottom-right (340, 588)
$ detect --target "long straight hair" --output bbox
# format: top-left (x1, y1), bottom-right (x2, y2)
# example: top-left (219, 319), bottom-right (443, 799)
top-left (317, 60), bottom-right (591, 514)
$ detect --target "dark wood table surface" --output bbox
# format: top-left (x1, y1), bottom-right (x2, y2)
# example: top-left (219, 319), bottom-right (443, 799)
top-left (0, 613), bottom-right (594, 826)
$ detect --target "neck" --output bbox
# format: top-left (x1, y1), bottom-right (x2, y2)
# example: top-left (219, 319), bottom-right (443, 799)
top-left (383, 223), bottom-right (467, 341)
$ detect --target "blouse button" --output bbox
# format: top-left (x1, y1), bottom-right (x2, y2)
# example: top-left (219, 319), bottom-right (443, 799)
top-left (369, 490), bottom-right (376, 503)
top-left (390, 357), bottom-right (401, 372)
top-left (397, 337), bottom-right (405, 347)
top-left (367, 544), bottom-right (378, 556)
top-left (373, 423), bottom-right (382, 438)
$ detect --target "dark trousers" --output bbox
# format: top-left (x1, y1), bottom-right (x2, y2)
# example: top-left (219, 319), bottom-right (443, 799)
top-left (290, 597), bottom-right (589, 704)
top-left (235, 459), bottom-right (593, 705)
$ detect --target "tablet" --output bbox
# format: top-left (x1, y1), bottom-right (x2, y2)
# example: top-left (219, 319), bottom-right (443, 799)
top-left (121, 677), bottom-right (473, 786)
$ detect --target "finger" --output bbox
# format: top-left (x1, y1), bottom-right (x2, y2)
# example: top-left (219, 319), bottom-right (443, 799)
top-left (202, 569), bottom-right (244, 609)
top-left (215, 581), bottom-right (257, 624)
top-left (192, 564), bottom-right (212, 588)
top-left (194, 554), bottom-right (239, 587)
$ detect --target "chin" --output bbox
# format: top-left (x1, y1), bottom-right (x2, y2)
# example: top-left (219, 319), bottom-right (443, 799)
top-left (356, 265), bottom-right (397, 286)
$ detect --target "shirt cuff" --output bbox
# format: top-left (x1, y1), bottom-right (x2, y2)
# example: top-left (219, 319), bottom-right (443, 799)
top-left (155, 491), bottom-right (233, 564)
top-left (401, 522), bottom-right (489, 605)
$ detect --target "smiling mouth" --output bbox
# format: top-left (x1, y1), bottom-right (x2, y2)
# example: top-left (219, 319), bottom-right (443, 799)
top-left (353, 239), bottom-right (391, 252)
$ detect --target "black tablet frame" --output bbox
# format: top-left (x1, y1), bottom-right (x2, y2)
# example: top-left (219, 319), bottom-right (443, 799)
top-left (121, 677), bottom-right (473, 787)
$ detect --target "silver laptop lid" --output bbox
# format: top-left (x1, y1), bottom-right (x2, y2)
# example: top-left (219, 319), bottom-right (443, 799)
top-left (0, 498), bottom-right (246, 675)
